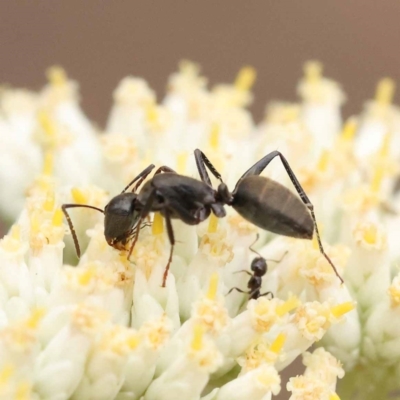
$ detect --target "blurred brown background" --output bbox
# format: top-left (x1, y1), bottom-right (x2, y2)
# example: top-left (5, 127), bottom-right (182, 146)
top-left (0, 1), bottom-right (398, 398)
top-left (0, 1), bottom-right (399, 125)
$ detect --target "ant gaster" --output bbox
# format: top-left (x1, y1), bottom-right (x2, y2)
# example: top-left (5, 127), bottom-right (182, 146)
top-left (62, 164), bottom-right (226, 287)
top-left (194, 149), bottom-right (343, 283)
top-left (226, 234), bottom-right (285, 300)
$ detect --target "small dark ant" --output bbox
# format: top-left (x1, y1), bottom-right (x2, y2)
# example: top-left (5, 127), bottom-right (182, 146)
top-left (62, 164), bottom-right (226, 287)
top-left (194, 149), bottom-right (343, 283)
top-left (226, 234), bottom-right (286, 300)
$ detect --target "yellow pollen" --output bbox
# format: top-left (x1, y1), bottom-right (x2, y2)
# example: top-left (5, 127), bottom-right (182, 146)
top-left (209, 123), bottom-right (220, 150)
top-left (375, 77), bottom-right (395, 105)
top-left (15, 382), bottom-right (31, 400)
top-left (46, 65), bottom-right (67, 87)
top-left (379, 132), bottom-right (391, 159)
top-left (276, 296), bottom-right (300, 317)
top-left (191, 323), bottom-right (204, 351)
top-left (331, 301), bottom-right (355, 318)
top-left (42, 151), bottom-right (54, 176)
top-left (270, 333), bottom-right (286, 354)
top-left (78, 267), bottom-right (96, 286)
top-left (330, 393), bottom-right (341, 400)
top-left (179, 60), bottom-right (199, 76)
top-left (362, 224), bottom-right (377, 244)
top-left (38, 110), bottom-right (56, 137)
top-left (26, 308), bottom-right (46, 329)
top-left (177, 152), bottom-right (188, 174)
top-left (208, 213), bottom-right (219, 233)
top-left (146, 103), bottom-right (158, 124)
top-left (71, 187), bottom-right (87, 204)
top-left (30, 213), bottom-right (40, 234)
top-left (127, 334), bottom-right (140, 350)
top-left (317, 150), bottom-right (329, 172)
top-left (0, 364), bottom-right (14, 386)
top-left (206, 273), bottom-right (219, 300)
top-left (152, 212), bottom-right (164, 235)
top-left (43, 191), bottom-right (55, 212)
top-left (341, 117), bottom-right (357, 141)
top-left (304, 60), bottom-right (323, 83)
top-left (235, 66), bottom-right (256, 91)
top-left (370, 164), bottom-right (384, 193)
top-left (52, 209), bottom-right (63, 227)
top-left (10, 225), bottom-right (21, 241)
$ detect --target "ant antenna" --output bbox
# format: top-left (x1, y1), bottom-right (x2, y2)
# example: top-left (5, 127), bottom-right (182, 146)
top-left (249, 233), bottom-right (263, 258)
top-left (62, 204), bottom-right (104, 257)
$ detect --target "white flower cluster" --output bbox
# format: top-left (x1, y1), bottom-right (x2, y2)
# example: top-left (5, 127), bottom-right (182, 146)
top-left (0, 60), bottom-right (398, 399)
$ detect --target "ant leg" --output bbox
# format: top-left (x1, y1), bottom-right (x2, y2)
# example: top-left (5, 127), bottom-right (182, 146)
top-left (153, 166), bottom-right (177, 175)
top-left (127, 190), bottom-right (156, 260)
top-left (162, 209), bottom-right (175, 287)
top-left (121, 164), bottom-right (155, 193)
top-left (194, 149), bottom-right (223, 185)
top-left (226, 287), bottom-right (248, 296)
top-left (233, 270), bottom-right (252, 276)
top-left (62, 204), bottom-right (104, 258)
top-left (258, 291), bottom-right (273, 299)
top-left (240, 151), bottom-right (343, 283)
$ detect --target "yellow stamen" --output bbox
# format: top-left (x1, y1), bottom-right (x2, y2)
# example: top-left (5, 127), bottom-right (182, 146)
top-left (331, 301), bottom-right (355, 318)
top-left (15, 382), bottom-right (31, 400)
top-left (304, 60), bottom-right (323, 83)
top-left (43, 191), bottom-right (55, 212)
top-left (330, 393), bottom-right (341, 400)
top-left (78, 267), bottom-right (96, 286)
top-left (206, 273), bottom-right (219, 300)
top-left (152, 212), bottom-right (164, 235)
top-left (341, 117), bottom-right (357, 141)
top-left (375, 77), bottom-right (395, 106)
top-left (26, 308), bottom-right (45, 329)
top-left (371, 164), bottom-right (384, 193)
top-left (146, 103), bottom-right (158, 124)
top-left (46, 65), bottom-right (67, 87)
top-left (235, 66), bottom-right (256, 91)
top-left (207, 213), bottom-right (219, 233)
top-left (127, 334), bottom-right (140, 350)
top-left (363, 224), bottom-right (377, 244)
top-left (209, 123), bottom-right (220, 150)
top-left (30, 213), bottom-right (40, 234)
top-left (71, 187), bottom-right (87, 204)
top-left (42, 151), bottom-right (54, 176)
top-left (10, 225), bottom-right (21, 241)
top-left (0, 364), bottom-right (14, 386)
top-left (275, 296), bottom-right (300, 317)
top-left (177, 152), bottom-right (187, 174)
top-left (317, 150), bottom-right (329, 172)
top-left (191, 323), bottom-right (204, 351)
top-left (179, 60), bottom-right (199, 76)
top-left (379, 132), bottom-right (391, 158)
top-left (270, 333), bottom-right (286, 354)
top-left (52, 209), bottom-right (63, 227)
top-left (38, 110), bottom-right (56, 137)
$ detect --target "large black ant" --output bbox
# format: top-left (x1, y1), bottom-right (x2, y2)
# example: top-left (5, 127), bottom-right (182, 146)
top-left (194, 149), bottom-right (343, 283)
top-left (226, 234), bottom-right (285, 300)
top-left (62, 164), bottom-right (226, 287)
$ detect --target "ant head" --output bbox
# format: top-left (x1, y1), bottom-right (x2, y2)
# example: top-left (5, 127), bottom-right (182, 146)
top-left (104, 192), bottom-right (141, 244)
top-left (251, 257), bottom-right (267, 276)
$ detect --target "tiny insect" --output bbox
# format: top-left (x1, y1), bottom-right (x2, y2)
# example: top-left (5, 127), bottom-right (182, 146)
top-left (226, 234), bottom-right (286, 300)
top-left (62, 164), bottom-right (226, 287)
top-left (194, 149), bottom-right (343, 283)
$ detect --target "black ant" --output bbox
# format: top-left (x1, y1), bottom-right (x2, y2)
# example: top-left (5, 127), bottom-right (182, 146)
top-left (62, 164), bottom-right (226, 287)
top-left (226, 234), bottom-right (286, 300)
top-left (194, 149), bottom-right (343, 283)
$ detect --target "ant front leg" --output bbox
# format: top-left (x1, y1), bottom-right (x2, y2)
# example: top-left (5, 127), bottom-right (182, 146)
top-left (226, 287), bottom-right (248, 296)
top-left (240, 151), bottom-right (343, 283)
top-left (153, 166), bottom-right (177, 175)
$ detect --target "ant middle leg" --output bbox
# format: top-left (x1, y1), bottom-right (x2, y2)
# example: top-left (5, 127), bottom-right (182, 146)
top-left (240, 151), bottom-right (343, 283)
top-left (162, 209), bottom-right (175, 287)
